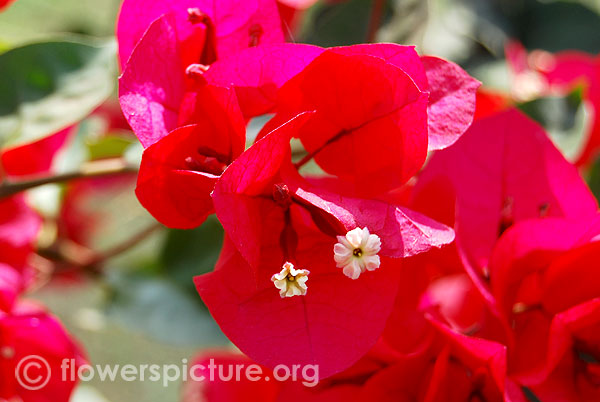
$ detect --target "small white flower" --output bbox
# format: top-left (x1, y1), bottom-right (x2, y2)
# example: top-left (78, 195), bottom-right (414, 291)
top-left (334, 227), bottom-right (381, 279)
top-left (271, 262), bottom-right (310, 298)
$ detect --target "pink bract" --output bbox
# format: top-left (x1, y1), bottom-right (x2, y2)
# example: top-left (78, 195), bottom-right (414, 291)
top-left (212, 113), bottom-right (454, 269)
top-left (136, 86), bottom-right (245, 228)
top-left (0, 126), bottom-right (75, 178)
top-left (204, 43), bottom-right (324, 119)
top-left (414, 108), bottom-right (597, 273)
top-left (0, 302), bottom-right (86, 402)
top-left (116, 0), bottom-right (284, 68)
top-left (195, 230), bottom-right (402, 378)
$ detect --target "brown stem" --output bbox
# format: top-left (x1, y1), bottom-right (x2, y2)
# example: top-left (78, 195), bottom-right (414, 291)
top-left (0, 158), bottom-right (138, 199)
top-left (294, 151), bottom-right (317, 170)
top-left (43, 222), bottom-right (163, 276)
top-left (91, 222), bottom-right (163, 264)
top-left (366, 0), bottom-right (385, 43)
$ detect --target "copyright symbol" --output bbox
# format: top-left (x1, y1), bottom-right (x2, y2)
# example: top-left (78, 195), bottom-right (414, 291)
top-left (15, 355), bottom-right (51, 391)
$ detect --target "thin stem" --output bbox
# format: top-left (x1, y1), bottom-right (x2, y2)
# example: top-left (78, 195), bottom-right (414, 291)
top-left (92, 222), bottom-right (163, 264)
top-left (366, 0), bottom-right (385, 43)
top-left (0, 158), bottom-right (137, 199)
top-left (294, 151), bottom-right (317, 170)
top-left (42, 222), bottom-right (163, 275)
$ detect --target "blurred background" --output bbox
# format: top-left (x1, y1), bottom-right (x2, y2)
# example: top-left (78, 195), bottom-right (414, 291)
top-left (1, 0), bottom-right (600, 400)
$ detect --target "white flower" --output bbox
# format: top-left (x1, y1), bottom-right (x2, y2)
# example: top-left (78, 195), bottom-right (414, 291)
top-left (271, 262), bottom-right (310, 298)
top-left (334, 227), bottom-right (381, 280)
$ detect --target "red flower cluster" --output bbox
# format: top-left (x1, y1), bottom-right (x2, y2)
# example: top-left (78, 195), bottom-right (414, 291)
top-left (0, 131), bottom-right (86, 402)
top-left (119, 0), bottom-right (479, 379)
top-left (117, 0), bottom-right (600, 400)
top-left (182, 109), bottom-right (600, 402)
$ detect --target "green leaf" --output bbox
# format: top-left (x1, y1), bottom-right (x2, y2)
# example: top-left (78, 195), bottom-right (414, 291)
top-left (522, 387), bottom-right (542, 402)
top-left (52, 119), bottom-right (93, 173)
top-left (102, 217), bottom-right (225, 346)
top-left (300, 0), bottom-right (393, 47)
top-left (586, 156), bottom-right (600, 204)
top-left (160, 216), bottom-right (224, 294)
top-left (105, 272), bottom-right (226, 346)
top-left (0, 0), bottom-right (121, 44)
top-left (521, 1), bottom-right (600, 54)
top-left (518, 87), bottom-right (590, 163)
top-left (0, 39), bottom-right (116, 148)
top-left (88, 134), bottom-right (136, 160)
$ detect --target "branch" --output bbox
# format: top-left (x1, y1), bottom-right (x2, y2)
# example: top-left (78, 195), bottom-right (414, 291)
top-left (40, 222), bottom-right (164, 276)
top-left (92, 222), bottom-right (163, 265)
top-left (294, 151), bottom-right (317, 170)
top-left (0, 158), bottom-right (138, 199)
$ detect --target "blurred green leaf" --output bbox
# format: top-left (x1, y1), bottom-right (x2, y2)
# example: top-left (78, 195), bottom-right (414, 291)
top-left (586, 156), bottom-right (600, 203)
top-left (0, 39), bottom-right (116, 148)
top-left (377, 0), bottom-right (427, 45)
top-left (53, 120), bottom-right (94, 174)
top-left (160, 216), bottom-right (224, 294)
top-left (518, 87), bottom-right (590, 162)
top-left (0, 0), bottom-right (121, 45)
top-left (88, 135), bottom-right (136, 160)
top-left (301, 0), bottom-right (393, 47)
top-left (521, 0), bottom-right (600, 53)
top-left (522, 387), bottom-right (543, 402)
top-left (57, 171), bottom-right (157, 257)
top-left (106, 272), bottom-right (226, 347)
top-left (53, 119), bottom-right (136, 174)
top-left (71, 386), bottom-right (110, 402)
top-left (101, 216), bottom-right (225, 346)
top-left (0, 41), bottom-right (10, 54)
top-left (469, 60), bottom-right (511, 92)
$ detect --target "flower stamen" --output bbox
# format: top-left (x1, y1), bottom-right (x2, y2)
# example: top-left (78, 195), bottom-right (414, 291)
top-left (271, 262), bottom-right (309, 298)
top-left (334, 227), bottom-right (381, 280)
